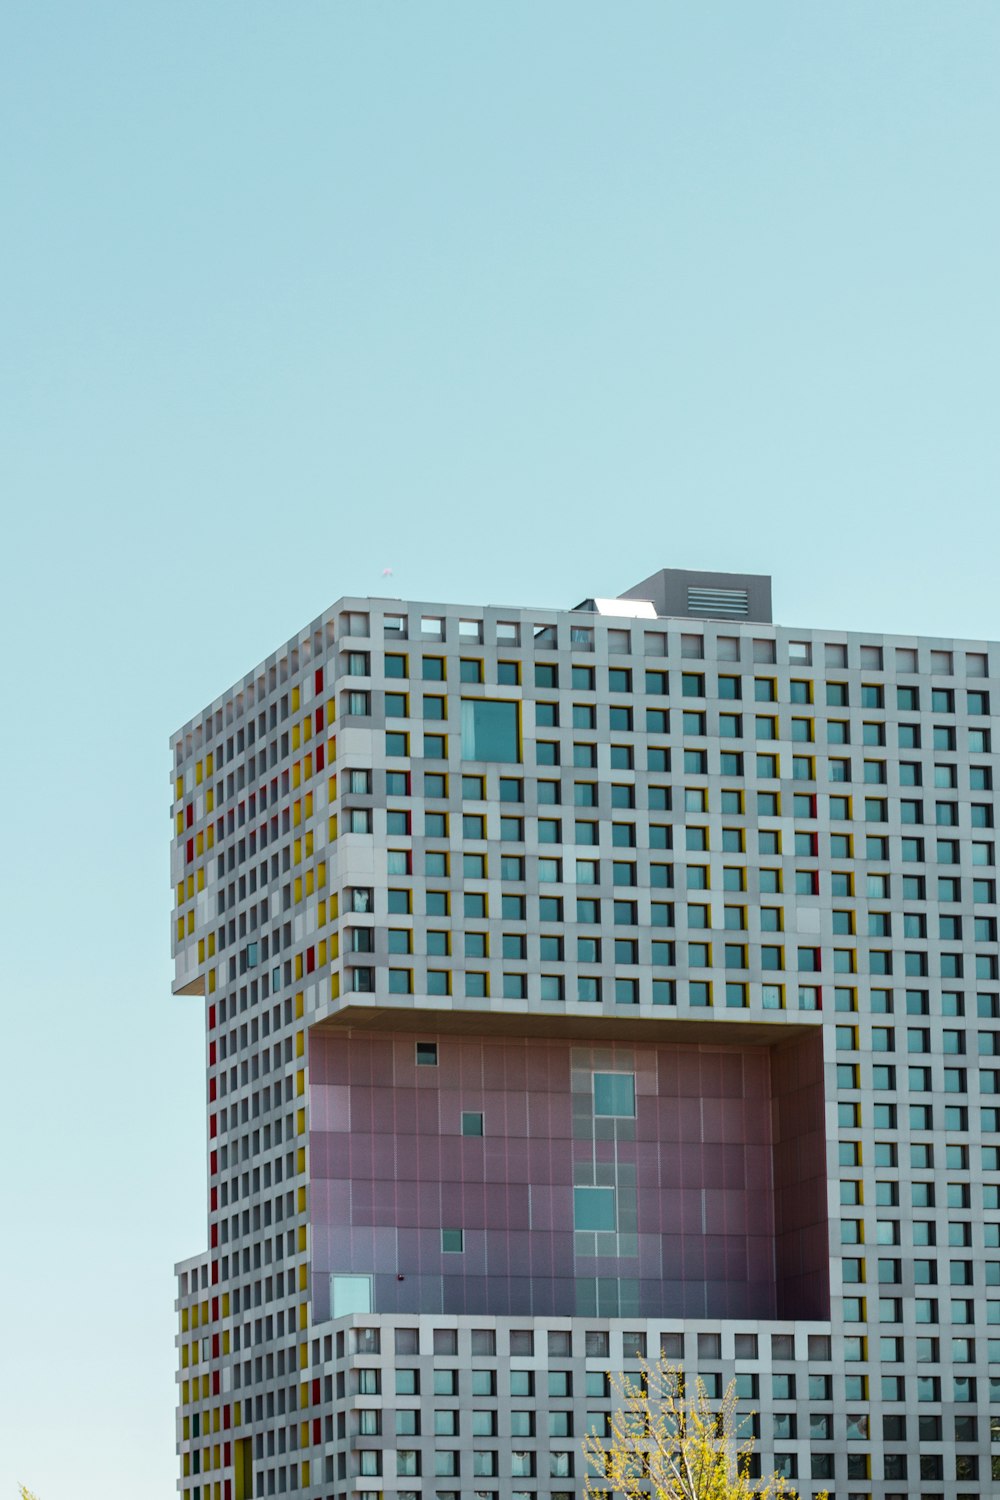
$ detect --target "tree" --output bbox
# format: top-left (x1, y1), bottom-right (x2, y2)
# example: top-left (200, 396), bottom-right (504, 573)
top-left (582, 1357), bottom-right (827, 1500)
top-left (19, 1489), bottom-right (39, 1500)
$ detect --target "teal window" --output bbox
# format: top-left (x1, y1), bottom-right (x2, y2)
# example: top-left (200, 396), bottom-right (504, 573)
top-left (330, 1273), bottom-right (372, 1317)
top-left (461, 1112), bottom-right (484, 1136)
top-left (441, 1229), bottom-right (464, 1252)
top-left (461, 699), bottom-right (520, 761)
top-left (574, 1187), bottom-right (616, 1231)
top-left (593, 1073), bottom-right (635, 1117)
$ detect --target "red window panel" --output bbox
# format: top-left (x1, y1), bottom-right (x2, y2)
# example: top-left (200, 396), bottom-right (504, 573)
top-left (210, 1186), bottom-right (218, 1212)
top-left (186, 838), bottom-right (194, 864)
top-left (312, 1378), bottom-right (320, 1405)
top-left (212, 1369), bottom-right (220, 1395)
top-left (312, 1417), bottom-right (321, 1446)
top-left (211, 1260), bottom-right (219, 1285)
top-left (316, 743), bottom-right (325, 773)
top-left (306, 947), bottom-right (316, 974)
top-left (210, 1222), bottom-right (218, 1248)
top-left (212, 1333), bottom-right (220, 1358)
top-left (209, 1113), bottom-right (218, 1138)
top-left (186, 804), bottom-right (194, 828)
top-left (209, 1076), bottom-right (217, 1102)
top-left (209, 1150), bottom-right (218, 1176)
top-left (315, 704), bottom-right (324, 732)
top-left (314, 668), bottom-right (323, 695)
top-left (208, 1004), bottom-right (216, 1030)
top-left (212, 1297), bottom-right (219, 1321)
top-left (209, 1041), bottom-right (217, 1066)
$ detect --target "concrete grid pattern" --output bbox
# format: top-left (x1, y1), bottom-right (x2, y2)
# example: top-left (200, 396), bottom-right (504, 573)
top-left (171, 569), bottom-right (1000, 1499)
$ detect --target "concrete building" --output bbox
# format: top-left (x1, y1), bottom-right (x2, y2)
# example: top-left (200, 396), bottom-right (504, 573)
top-left (172, 567), bottom-right (1000, 1499)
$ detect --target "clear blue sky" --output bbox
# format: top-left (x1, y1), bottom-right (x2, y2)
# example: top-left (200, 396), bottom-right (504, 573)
top-left (2, 3), bottom-right (1000, 1495)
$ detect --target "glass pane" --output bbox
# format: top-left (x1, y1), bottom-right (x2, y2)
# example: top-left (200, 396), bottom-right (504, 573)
top-left (461, 700), bottom-right (521, 762)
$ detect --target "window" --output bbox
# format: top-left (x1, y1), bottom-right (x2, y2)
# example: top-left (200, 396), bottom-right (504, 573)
top-left (462, 700), bottom-right (520, 762)
top-left (330, 1274), bottom-right (372, 1317)
top-left (416, 1042), bottom-right (438, 1066)
top-left (594, 1073), bottom-right (636, 1117)
top-left (441, 1229), bottom-right (464, 1252)
top-left (574, 1187), bottom-right (615, 1230)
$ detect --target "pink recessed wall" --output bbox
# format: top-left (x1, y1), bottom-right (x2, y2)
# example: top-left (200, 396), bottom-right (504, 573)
top-left (308, 1027), bottom-right (828, 1321)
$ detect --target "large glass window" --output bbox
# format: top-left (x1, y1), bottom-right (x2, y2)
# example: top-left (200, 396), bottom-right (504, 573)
top-left (461, 700), bottom-right (520, 762)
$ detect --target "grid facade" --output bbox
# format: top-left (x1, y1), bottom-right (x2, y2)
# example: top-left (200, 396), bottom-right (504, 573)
top-left (172, 570), bottom-right (1000, 1499)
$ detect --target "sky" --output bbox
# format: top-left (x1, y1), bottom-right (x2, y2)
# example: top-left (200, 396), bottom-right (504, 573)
top-left (2, 2), bottom-right (1000, 1495)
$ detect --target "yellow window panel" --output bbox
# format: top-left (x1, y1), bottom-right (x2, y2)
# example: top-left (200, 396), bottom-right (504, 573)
top-left (291, 722), bottom-right (301, 751)
top-left (181, 1344), bottom-right (189, 1368)
top-left (181, 1307), bottom-right (189, 1332)
top-left (299, 1342), bottom-right (308, 1370)
top-left (176, 812), bottom-right (184, 835)
top-left (175, 776), bottom-right (184, 801)
top-left (208, 970), bottom-right (216, 994)
top-left (186, 911), bottom-right (195, 935)
top-left (197, 866), bottom-right (205, 891)
top-left (295, 991), bottom-right (304, 1019)
top-left (293, 799), bottom-right (302, 827)
top-left (296, 1070), bottom-right (305, 1098)
top-left (177, 918), bottom-right (186, 942)
top-left (195, 761), bottom-right (203, 785)
top-left (298, 1301), bottom-right (308, 1330)
top-left (207, 824), bottom-right (214, 848)
top-left (297, 1225), bottom-right (307, 1253)
top-left (176, 881), bottom-right (185, 906)
top-left (213, 1407), bottom-right (220, 1433)
top-left (304, 791), bottom-right (313, 818)
top-left (183, 1453), bottom-right (190, 1478)
top-left (206, 787), bottom-right (214, 813)
top-left (296, 1184), bottom-right (307, 1211)
top-left (317, 861), bottom-right (326, 888)
top-left (330, 973), bottom-right (340, 1001)
top-left (295, 1032), bottom-right (305, 1059)
top-left (300, 1381), bottom-right (309, 1410)
top-left (292, 761), bottom-right (301, 789)
top-left (328, 735), bottom-right (336, 761)
top-left (327, 775), bottom-right (337, 800)
top-left (300, 1421), bottom-right (309, 1449)
top-left (294, 877), bottom-right (302, 905)
top-left (198, 938), bottom-right (205, 964)
top-left (206, 752), bottom-right (213, 775)
top-left (186, 873), bottom-right (195, 899)
top-left (305, 869), bottom-right (314, 896)
top-left (222, 1292), bottom-right (230, 1317)
top-left (182, 1380), bottom-right (190, 1405)
top-left (296, 1145), bottom-right (306, 1173)
top-left (296, 1107), bottom-right (306, 1135)
top-left (293, 838), bottom-right (302, 864)
top-left (329, 893), bottom-right (338, 919)
top-left (234, 1401), bottom-right (241, 1426)
top-left (317, 899), bottom-right (326, 926)
top-left (298, 1263), bottom-right (307, 1292)
top-left (304, 831), bottom-right (314, 857)
top-left (301, 1460), bottom-right (310, 1488)
top-left (294, 952), bottom-right (303, 980)
top-left (328, 815), bottom-right (337, 842)
top-left (291, 686), bottom-right (300, 711)
top-left (303, 717), bottom-right (312, 742)
top-left (318, 939), bottom-right (327, 967)
top-left (183, 1416), bottom-right (190, 1440)
top-left (222, 1330), bottom-right (230, 1355)
top-left (201, 1374), bottom-right (209, 1398)
top-left (196, 831), bottom-right (204, 855)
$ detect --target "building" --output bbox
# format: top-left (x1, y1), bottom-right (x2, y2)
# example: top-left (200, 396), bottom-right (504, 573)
top-left (172, 566), bottom-right (1000, 1500)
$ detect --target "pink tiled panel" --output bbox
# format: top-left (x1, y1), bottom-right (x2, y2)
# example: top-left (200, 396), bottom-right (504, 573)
top-left (308, 1028), bottom-right (828, 1320)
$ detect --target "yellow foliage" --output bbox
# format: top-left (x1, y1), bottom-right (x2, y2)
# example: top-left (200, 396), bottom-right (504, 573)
top-left (582, 1357), bottom-right (828, 1500)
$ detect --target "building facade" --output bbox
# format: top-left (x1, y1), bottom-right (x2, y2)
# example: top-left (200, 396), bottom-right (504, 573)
top-left (172, 567), bottom-right (1000, 1500)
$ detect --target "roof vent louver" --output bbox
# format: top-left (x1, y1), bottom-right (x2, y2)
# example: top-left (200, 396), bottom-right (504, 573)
top-left (686, 586), bottom-right (749, 619)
